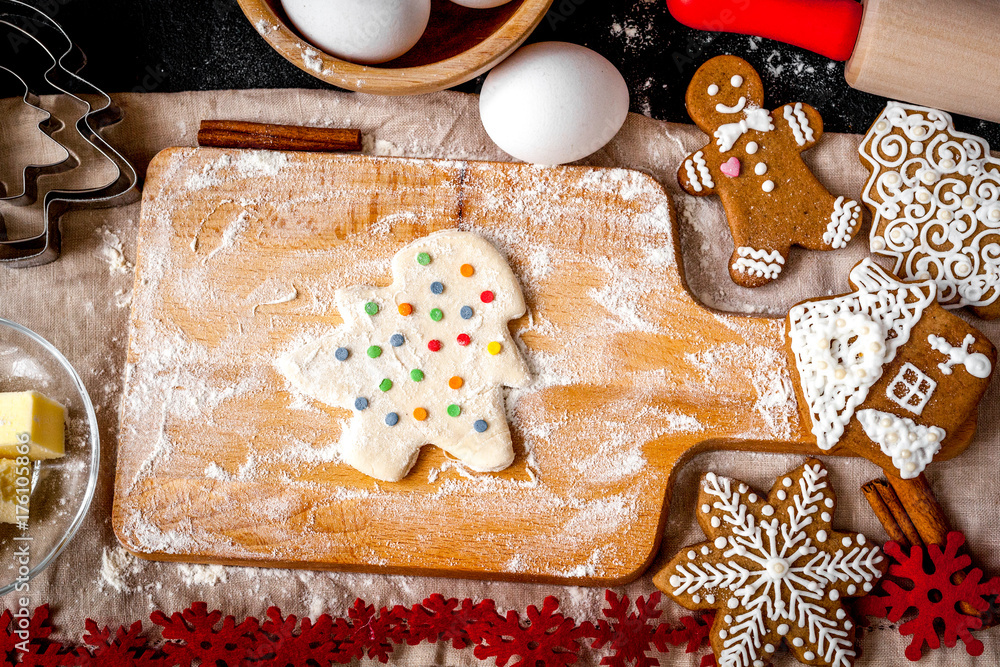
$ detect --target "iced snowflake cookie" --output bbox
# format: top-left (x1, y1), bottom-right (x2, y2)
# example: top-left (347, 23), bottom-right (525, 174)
top-left (653, 460), bottom-right (885, 667)
top-left (678, 55), bottom-right (861, 288)
top-left (785, 259), bottom-right (996, 480)
top-left (859, 102), bottom-right (1000, 319)
top-left (278, 230), bottom-right (530, 482)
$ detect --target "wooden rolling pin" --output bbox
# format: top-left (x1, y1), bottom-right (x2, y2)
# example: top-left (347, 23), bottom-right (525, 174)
top-left (667, 0), bottom-right (1000, 123)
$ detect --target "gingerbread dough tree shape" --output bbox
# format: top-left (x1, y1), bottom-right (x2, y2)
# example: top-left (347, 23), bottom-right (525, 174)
top-left (278, 230), bottom-right (530, 482)
top-left (785, 259), bottom-right (996, 480)
top-left (653, 459), bottom-right (886, 667)
top-left (679, 55), bottom-right (861, 288)
top-left (860, 101), bottom-right (1000, 319)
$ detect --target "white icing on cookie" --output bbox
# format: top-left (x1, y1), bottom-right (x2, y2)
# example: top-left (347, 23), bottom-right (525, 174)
top-left (668, 463), bottom-right (881, 667)
top-left (278, 231), bottom-right (530, 482)
top-left (762, 180), bottom-right (775, 193)
top-left (928, 334), bottom-right (993, 378)
top-left (684, 151), bottom-right (715, 193)
top-left (788, 260), bottom-right (936, 450)
top-left (708, 84), bottom-right (720, 96)
top-left (823, 197), bottom-right (861, 249)
top-left (886, 362), bottom-right (937, 415)
top-left (783, 102), bottom-right (815, 146)
top-left (715, 108), bottom-right (775, 153)
top-left (733, 247), bottom-right (784, 280)
top-left (731, 75), bottom-right (743, 87)
top-left (717, 97), bottom-right (747, 114)
top-left (754, 163), bottom-right (767, 176)
top-left (860, 101), bottom-right (1000, 311)
top-left (857, 409), bottom-right (944, 479)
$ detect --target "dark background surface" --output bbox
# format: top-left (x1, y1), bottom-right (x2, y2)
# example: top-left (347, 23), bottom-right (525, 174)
top-left (5, 0), bottom-right (1000, 144)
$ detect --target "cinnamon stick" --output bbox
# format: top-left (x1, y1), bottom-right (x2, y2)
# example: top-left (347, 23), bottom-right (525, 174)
top-left (886, 474), bottom-right (950, 546)
top-left (861, 480), bottom-right (911, 550)
top-left (198, 121), bottom-right (362, 153)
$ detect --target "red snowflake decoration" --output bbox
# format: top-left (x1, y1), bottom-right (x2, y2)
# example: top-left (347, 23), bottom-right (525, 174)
top-left (474, 596), bottom-right (590, 667)
top-left (329, 599), bottom-right (407, 663)
top-left (398, 594), bottom-right (499, 648)
top-left (588, 591), bottom-right (714, 667)
top-left (150, 601), bottom-right (260, 667)
top-left (857, 531), bottom-right (1000, 660)
top-left (250, 607), bottom-right (336, 667)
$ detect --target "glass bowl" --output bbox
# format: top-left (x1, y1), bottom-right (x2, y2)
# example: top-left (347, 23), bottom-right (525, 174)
top-left (0, 318), bottom-right (98, 595)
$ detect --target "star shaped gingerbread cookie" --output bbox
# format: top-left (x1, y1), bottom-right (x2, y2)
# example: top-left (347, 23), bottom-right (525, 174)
top-left (653, 459), bottom-right (886, 667)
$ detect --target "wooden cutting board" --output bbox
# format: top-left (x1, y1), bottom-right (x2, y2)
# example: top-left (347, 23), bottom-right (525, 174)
top-left (112, 148), bottom-right (823, 585)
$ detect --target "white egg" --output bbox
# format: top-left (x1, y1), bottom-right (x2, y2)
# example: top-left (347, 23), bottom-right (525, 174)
top-left (480, 42), bottom-right (630, 165)
top-left (281, 0), bottom-right (431, 65)
top-left (449, 0), bottom-right (514, 7)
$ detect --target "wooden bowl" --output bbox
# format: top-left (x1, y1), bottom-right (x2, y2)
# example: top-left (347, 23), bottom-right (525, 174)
top-left (237, 0), bottom-right (555, 95)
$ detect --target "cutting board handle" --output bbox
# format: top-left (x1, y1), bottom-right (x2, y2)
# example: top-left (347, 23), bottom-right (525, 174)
top-left (666, 0), bottom-right (863, 61)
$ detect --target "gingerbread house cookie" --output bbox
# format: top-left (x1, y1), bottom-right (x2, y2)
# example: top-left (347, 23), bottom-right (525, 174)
top-left (653, 459), bottom-right (885, 667)
top-left (859, 101), bottom-right (1000, 319)
top-left (679, 55), bottom-right (861, 288)
top-left (785, 259), bottom-right (996, 480)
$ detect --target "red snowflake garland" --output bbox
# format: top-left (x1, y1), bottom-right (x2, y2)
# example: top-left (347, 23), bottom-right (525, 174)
top-left (856, 531), bottom-right (1000, 660)
top-left (0, 591), bottom-right (714, 667)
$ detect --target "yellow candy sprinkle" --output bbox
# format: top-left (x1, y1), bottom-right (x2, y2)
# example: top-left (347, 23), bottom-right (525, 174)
top-left (487, 341), bottom-right (502, 356)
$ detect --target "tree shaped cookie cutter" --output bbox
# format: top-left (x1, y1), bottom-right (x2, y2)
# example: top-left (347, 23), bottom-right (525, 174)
top-left (0, 0), bottom-right (137, 267)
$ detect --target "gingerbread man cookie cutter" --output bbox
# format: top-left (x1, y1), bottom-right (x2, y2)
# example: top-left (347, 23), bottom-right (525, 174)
top-left (679, 55), bottom-right (861, 288)
top-left (0, 0), bottom-right (137, 267)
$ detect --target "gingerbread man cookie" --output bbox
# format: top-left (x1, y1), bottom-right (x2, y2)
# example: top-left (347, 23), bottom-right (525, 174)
top-left (679, 56), bottom-right (861, 288)
top-left (653, 459), bottom-right (885, 667)
top-left (785, 259), bottom-right (996, 480)
top-left (859, 102), bottom-right (1000, 319)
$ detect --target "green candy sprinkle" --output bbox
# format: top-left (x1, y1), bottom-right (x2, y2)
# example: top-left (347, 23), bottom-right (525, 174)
top-left (365, 301), bottom-right (379, 316)
top-left (410, 369), bottom-right (424, 382)
top-left (379, 378), bottom-right (393, 392)
top-left (367, 346), bottom-right (382, 358)
top-left (430, 308), bottom-right (443, 321)
top-left (447, 404), bottom-right (461, 418)
top-left (417, 252), bottom-right (431, 266)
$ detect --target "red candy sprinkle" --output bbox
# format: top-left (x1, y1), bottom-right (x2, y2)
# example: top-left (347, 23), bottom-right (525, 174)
top-left (457, 334), bottom-right (471, 346)
top-left (428, 340), bottom-right (442, 352)
top-left (480, 291), bottom-right (495, 303)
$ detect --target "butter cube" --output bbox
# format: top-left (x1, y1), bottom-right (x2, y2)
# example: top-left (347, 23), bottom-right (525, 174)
top-left (0, 458), bottom-right (29, 524)
top-left (0, 391), bottom-right (66, 460)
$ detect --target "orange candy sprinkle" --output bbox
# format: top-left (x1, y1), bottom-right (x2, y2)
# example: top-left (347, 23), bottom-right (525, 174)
top-left (449, 376), bottom-right (464, 390)
top-left (413, 407), bottom-right (428, 421)
top-left (398, 303), bottom-right (413, 316)
top-left (460, 264), bottom-right (475, 277)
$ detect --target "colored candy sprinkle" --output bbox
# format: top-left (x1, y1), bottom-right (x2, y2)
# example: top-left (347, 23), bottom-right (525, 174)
top-left (411, 369), bottom-right (425, 382)
top-left (335, 347), bottom-right (350, 361)
top-left (428, 339), bottom-right (442, 352)
top-left (390, 333), bottom-right (405, 347)
top-left (385, 412), bottom-right (399, 426)
top-left (379, 379), bottom-right (393, 392)
top-left (474, 420), bottom-right (488, 433)
top-left (447, 404), bottom-right (462, 417)
top-left (417, 252), bottom-right (431, 265)
top-left (480, 291), bottom-right (495, 304)
top-left (461, 264), bottom-right (474, 277)
top-left (488, 341), bottom-right (502, 355)
top-left (413, 407), bottom-right (428, 421)
top-left (457, 334), bottom-right (471, 346)
top-left (367, 346), bottom-right (382, 358)
top-left (365, 302), bottom-right (379, 316)
top-left (398, 303), bottom-right (413, 316)
top-left (460, 306), bottom-right (473, 320)
top-left (431, 281), bottom-right (444, 294)
top-left (355, 397), bottom-right (369, 411)
top-left (430, 308), bottom-right (443, 321)
top-left (449, 376), bottom-right (464, 389)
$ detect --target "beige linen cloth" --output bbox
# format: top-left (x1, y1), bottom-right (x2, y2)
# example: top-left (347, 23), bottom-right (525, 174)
top-left (1, 89), bottom-right (998, 665)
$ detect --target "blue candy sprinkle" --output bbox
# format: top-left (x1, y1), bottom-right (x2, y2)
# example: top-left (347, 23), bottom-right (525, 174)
top-left (385, 412), bottom-right (400, 426)
top-left (355, 397), bottom-right (369, 411)
top-left (431, 281), bottom-right (445, 294)
top-left (390, 333), bottom-right (405, 347)
top-left (335, 347), bottom-right (350, 361)
top-left (474, 420), bottom-right (488, 433)
top-left (460, 306), bottom-right (473, 320)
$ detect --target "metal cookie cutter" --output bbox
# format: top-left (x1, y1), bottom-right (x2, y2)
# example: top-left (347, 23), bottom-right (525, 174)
top-left (0, 0), bottom-right (137, 267)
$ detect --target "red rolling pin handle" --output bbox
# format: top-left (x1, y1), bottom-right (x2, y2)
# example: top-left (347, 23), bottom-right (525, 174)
top-left (666, 0), bottom-right (864, 61)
